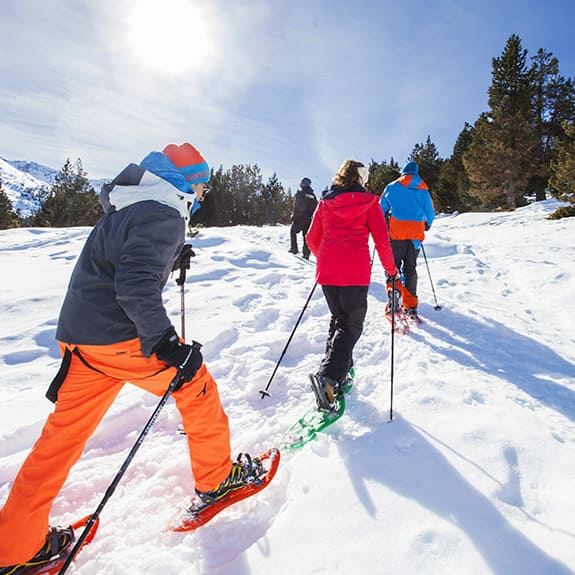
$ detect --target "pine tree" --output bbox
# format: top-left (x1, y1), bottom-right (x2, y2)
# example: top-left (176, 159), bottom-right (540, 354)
top-left (32, 158), bottom-right (102, 227)
top-left (548, 120), bottom-right (575, 218)
top-left (190, 164), bottom-right (293, 226)
top-left (0, 179), bottom-right (20, 229)
top-left (435, 123), bottom-right (477, 213)
top-left (367, 158), bottom-right (400, 196)
top-left (408, 135), bottom-right (443, 194)
top-left (227, 164), bottom-right (262, 225)
top-left (529, 49), bottom-right (575, 200)
top-left (260, 173), bottom-right (291, 224)
top-left (464, 34), bottom-right (540, 209)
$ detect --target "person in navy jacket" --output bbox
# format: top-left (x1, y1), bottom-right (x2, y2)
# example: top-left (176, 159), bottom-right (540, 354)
top-left (306, 160), bottom-right (397, 409)
top-left (379, 161), bottom-right (435, 320)
top-left (289, 177), bottom-right (317, 259)
top-left (0, 143), bottom-right (257, 572)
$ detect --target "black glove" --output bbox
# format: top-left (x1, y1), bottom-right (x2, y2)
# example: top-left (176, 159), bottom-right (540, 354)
top-left (386, 272), bottom-right (401, 285)
top-left (153, 328), bottom-right (203, 390)
top-left (425, 222), bottom-right (430, 231)
top-left (172, 244), bottom-right (196, 273)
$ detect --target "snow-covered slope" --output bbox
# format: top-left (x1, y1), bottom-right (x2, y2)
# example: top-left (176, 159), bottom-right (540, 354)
top-left (0, 199), bottom-right (573, 574)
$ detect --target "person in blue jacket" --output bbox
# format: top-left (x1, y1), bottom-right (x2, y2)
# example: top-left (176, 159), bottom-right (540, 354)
top-left (379, 161), bottom-right (435, 321)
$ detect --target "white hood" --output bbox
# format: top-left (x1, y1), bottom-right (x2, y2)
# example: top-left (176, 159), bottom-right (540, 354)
top-left (109, 170), bottom-right (195, 221)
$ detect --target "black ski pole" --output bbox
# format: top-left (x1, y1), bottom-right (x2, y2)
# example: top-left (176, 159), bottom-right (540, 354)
top-left (58, 371), bottom-right (184, 574)
top-left (421, 244), bottom-right (441, 311)
top-left (389, 276), bottom-right (396, 422)
top-left (259, 281), bottom-right (318, 399)
top-left (177, 274), bottom-right (186, 340)
top-left (174, 244), bottom-right (196, 339)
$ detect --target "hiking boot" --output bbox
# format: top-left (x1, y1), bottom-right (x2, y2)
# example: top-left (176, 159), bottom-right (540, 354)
top-left (387, 288), bottom-right (402, 312)
top-left (342, 367), bottom-right (355, 392)
top-left (193, 453), bottom-right (263, 507)
top-left (288, 248), bottom-right (298, 254)
top-left (310, 374), bottom-right (341, 411)
top-left (404, 307), bottom-right (418, 318)
top-left (0, 526), bottom-right (74, 575)
top-left (404, 307), bottom-right (421, 324)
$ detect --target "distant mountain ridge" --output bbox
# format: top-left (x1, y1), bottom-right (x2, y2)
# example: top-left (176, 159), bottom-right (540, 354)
top-left (0, 156), bottom-right (108, 218)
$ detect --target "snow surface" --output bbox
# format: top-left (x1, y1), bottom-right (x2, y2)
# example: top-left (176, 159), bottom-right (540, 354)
top-left (0, 199), bottom-right (574, 575)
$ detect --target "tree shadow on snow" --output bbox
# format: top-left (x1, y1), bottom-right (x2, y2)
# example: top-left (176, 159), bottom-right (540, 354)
top-left (337, 414), bottom-right (573, 575)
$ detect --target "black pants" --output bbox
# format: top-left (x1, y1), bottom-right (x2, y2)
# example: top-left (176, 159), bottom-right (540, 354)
top-left (319, 285), bottom-right (369, 382)
top-left (290, 219), bottom-right (311, 258)
top-left (388, 239), bottom-right (419, 299)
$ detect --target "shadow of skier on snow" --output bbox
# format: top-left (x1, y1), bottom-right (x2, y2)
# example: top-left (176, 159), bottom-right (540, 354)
top-left (336, 414), bottom-right (574, 575)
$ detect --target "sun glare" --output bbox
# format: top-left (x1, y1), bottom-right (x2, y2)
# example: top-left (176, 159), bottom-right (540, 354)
top-left (125, 0), bottom-right (216, 75)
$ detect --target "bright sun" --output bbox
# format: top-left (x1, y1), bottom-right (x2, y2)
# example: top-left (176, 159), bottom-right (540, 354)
top-left (125, 0), bottom-right (216, 75)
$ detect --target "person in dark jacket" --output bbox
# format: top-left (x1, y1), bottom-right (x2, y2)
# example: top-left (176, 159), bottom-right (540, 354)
top-left (306, 160), bottom-right (398, 410)
top-left (289, 177), bottom-right (317, 259)
top-left (379, 161), bottom-right (435, 322)
top-left (0, 143), bottom-right (260, 572)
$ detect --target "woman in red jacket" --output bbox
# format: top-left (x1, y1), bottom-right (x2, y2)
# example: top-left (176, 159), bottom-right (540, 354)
top-left (306, 159), bottom-right (398, 410)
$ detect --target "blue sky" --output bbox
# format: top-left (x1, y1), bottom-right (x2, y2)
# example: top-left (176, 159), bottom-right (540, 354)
top-left (1, 0), bottom-right (574, 192)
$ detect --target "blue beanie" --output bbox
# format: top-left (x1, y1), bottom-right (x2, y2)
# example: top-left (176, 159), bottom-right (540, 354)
top-left (140, 152), bottom-right (194, 194)
top-left (401, 161), bottom-right (419, 175)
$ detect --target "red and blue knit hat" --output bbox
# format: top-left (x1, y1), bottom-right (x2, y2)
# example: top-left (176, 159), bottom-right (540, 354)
top-left (163, 143), bottom-right (210, 184)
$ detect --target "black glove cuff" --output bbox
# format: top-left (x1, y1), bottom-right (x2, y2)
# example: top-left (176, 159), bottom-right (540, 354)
top-left (153, 327), bottom-right (180, 358)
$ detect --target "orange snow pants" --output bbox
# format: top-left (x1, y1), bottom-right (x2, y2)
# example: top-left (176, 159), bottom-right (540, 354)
top-left (0, 338), bottom-right (231, 565)
top-left (397, 279), bottom-right (418, 309)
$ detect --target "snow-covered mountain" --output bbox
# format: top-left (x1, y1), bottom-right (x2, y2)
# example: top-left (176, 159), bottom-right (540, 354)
top-left (0, 157), bottom-right (109, 218)
top-left (5, 160), bottom-right (61, 186)
top-left (0, 157), bottom-right (49, 218)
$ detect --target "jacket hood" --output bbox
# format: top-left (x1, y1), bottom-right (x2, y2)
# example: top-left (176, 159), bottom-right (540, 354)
top-left (100, 163), bottom-right (193, 221)
top-left (322, 184), bottom-right (377, 219)
top-left (140, 151), bottom-right (196, 194)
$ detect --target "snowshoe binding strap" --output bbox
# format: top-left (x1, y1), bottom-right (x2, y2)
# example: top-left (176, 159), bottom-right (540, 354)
top-left (192, 453), bottom-right (265, 508)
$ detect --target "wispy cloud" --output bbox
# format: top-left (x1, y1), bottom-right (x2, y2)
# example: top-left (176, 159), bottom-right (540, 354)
top-left (1, 0), bottom-right (574, 190)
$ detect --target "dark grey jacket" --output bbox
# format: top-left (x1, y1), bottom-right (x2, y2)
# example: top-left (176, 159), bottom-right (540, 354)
top-left (292, 185), bottom-right (317, 226)
top-left (56, 164), bottom-right (189, 356)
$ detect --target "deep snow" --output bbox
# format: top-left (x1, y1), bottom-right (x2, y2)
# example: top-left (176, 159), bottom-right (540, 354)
top-left (0, 199), bottom-right (574, 574)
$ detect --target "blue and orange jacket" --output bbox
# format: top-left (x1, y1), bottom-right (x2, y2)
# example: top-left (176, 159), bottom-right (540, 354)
top-left (380, 174), bottom-right (435, 242)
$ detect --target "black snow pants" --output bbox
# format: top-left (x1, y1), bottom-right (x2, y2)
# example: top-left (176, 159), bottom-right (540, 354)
top-left (318, 285), bottom-right (369, 382)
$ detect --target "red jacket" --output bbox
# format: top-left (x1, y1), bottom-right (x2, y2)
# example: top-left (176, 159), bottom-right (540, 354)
top-left (306, 185), bottom-right (397, 286)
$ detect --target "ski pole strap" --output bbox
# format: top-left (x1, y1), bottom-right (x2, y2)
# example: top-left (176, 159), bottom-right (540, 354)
top-left (176, 266), bottom-right (186, 287)
top-left (46, 347), bottom-right (108, 404)
top-left (45, 348), bottom-right (72, 403)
